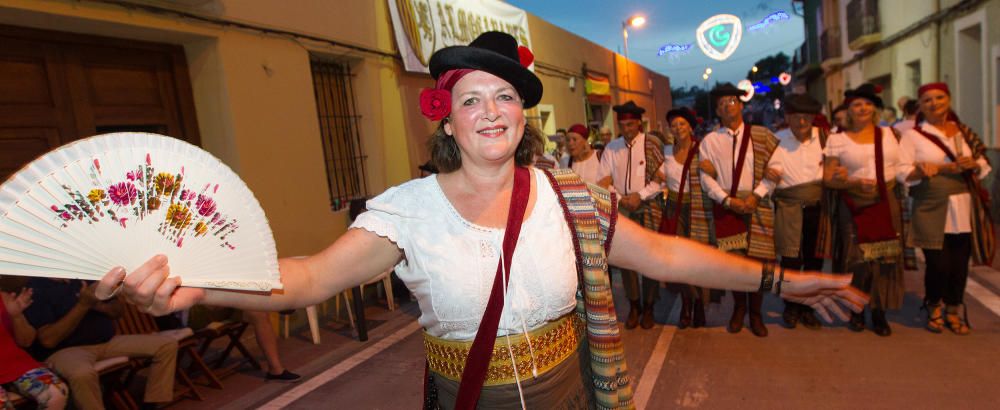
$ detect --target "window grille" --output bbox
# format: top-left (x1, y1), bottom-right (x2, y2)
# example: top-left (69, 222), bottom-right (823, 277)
top-left (310, 58), bottom-right (368, 211)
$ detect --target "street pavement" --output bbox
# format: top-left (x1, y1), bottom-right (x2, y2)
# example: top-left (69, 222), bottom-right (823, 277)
top-left (185, 263), bottom-right (1000, 410)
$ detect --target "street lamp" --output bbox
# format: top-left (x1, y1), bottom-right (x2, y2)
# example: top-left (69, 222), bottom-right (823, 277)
top-left (752, 65), bottom-right (759, 73)
top-left (622, 14), bottom-right (646, 92)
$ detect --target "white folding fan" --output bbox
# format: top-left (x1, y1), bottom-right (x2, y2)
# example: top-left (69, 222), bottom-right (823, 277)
top-left (0, 132), bottom-right (281, 291)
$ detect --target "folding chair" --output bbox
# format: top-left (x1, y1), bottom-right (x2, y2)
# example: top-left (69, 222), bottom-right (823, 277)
top-left (195, 319), bottom-right (261, 382)
top-left (114, 303), bottom-right (215, 401)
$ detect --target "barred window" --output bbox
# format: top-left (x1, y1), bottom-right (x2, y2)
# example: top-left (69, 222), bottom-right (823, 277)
top-left (310, 58), bottom-right (368, 211)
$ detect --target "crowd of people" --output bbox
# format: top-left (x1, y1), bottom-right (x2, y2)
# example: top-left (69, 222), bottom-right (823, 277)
top-left (2, 31), bottom-right (984, 409)
top-left (551, 80), bottom-right (991, 340)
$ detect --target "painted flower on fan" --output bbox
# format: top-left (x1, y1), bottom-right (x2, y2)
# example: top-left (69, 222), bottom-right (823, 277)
top-left (154, 173), bottom-right (177, 196)
top-left (194, 221), bottom-right (208, 236)
top-left (108, 182), bottom-right (138, 206)
top-left (58, 211), bottom-right (72, 221)
top-left (87, 189), bottom-right (106, 204)
top-left (196, 195), bottom-right (217, 217)
top-left (147, 197), bottom-right (162, 211)
top-left (126, 171), bottom-right (136, 181)
top-left (165, 203), bottom-right (192, 229)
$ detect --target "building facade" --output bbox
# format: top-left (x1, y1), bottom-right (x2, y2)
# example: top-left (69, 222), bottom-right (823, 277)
top-left (0, 0), bottom-right (670, 261)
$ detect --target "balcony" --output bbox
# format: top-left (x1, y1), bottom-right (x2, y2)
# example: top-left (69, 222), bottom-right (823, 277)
top-left (820, 26), bottom-right (842, 67)
top-left (847, 0), bottom-right (880, 50)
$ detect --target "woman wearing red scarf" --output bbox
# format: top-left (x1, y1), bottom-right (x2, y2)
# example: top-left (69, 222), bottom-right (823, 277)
top-left (97, 32), bottom-right (868, 409)
top-left (823, 84), bottom-right (905, 337)
top-left (897, 82), bottom-right (993, 335)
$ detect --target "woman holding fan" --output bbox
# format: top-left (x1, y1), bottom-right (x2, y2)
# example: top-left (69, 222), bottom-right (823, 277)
top-left (95, 32), bottom-right (866, 409)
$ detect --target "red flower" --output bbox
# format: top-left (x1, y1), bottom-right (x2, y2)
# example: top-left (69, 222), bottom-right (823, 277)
top-left (517, 46), bottom-right (534, 67)
top-left (419, 88), bottom-right (451, 121)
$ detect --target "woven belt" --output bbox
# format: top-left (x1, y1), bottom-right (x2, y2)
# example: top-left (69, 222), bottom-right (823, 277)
top-left (424, 314), bottom-right (582, 386)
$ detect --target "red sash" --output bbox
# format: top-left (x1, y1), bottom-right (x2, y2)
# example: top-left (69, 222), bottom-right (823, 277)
top-left (713, 125), bottom-right (752, 240)
top-left (453, 166), bottom-right (531, 409)
top-left (839, 127), bottom-right (898, 244)
top-left (659, 139), bottom-right (700, 235)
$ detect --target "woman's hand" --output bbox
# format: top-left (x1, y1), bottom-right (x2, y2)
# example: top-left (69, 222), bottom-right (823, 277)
top-left (858, 178), bottom-right (877, 193)
top-left (764, 167), bottom-right (782, 184)
top-left (830, 166), bottom-right (849, 184)
top-left (779, 271), bottom-right (868, 322)
top-left (1, 288), bottom-right (33, 316)
top-left (96, 255), bottom-right (205, 316)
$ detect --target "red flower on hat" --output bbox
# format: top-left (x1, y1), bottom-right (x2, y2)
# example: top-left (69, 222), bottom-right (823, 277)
top-left (517, 46), bottom-right (534, 68)
top-left (419, 88), bottom-right (452, 121)
top-left (874, 84), bottom-right (883, 93)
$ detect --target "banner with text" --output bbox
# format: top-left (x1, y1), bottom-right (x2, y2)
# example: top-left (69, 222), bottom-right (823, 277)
top-left (388, 0), bottom-right (532, 73)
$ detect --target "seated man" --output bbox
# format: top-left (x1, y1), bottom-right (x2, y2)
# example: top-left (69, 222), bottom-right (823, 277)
top-left (23, 278), bottom-right (177, 410)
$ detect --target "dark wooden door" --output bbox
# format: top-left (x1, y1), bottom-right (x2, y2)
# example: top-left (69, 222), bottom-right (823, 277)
top-left (0, 25), bottom-right (200, 181)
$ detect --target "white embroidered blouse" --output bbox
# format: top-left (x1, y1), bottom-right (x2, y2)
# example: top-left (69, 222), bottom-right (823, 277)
top-left (349, 168), bottom-right (579, 340)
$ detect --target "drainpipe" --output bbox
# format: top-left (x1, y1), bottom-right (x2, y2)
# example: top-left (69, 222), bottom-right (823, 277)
top-left (936, 0), bottom-right (942, 81)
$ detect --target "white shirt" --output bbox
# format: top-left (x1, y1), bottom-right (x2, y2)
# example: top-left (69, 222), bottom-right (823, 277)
top-left (893, 119), bottom-right (916, 134)
top-left (560, 151), bottom-right (606, 185)
top-left (658, 145), bottom-right (688, 193)
top-left (699, 123), bottom-right (770, 202)
top-left (897, 122), bottom-right (992, 233)
top-left (600, 133), bottom-right (661, 199)
top-left (823, 127), bottom-right (900, 181)
top-left (350, 169), bottom-right (578, 340)
top-left (761, 127), bottom-right (824, 194)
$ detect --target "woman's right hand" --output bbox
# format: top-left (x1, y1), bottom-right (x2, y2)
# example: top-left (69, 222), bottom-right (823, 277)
top-left (96, 255), bottom-right (205, 316)
top-left (779, 271), bottom-right (869, 322)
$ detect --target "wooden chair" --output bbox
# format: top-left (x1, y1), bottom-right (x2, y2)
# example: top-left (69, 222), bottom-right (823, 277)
top-left (114, 303), bottom-right (217, 401)
top-left (195, 319), bottom-right (261, 382)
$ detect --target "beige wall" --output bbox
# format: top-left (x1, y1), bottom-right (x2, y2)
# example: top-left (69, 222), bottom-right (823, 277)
top-left (526, 13), bottom-right (672, 136)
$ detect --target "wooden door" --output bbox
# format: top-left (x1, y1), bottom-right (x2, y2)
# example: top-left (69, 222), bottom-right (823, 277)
top-left (0, 25), bottom-right (200, 181)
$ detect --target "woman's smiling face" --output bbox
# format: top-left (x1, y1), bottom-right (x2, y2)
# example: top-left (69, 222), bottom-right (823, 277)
top-left (444, 70), bottom-right (526, 167)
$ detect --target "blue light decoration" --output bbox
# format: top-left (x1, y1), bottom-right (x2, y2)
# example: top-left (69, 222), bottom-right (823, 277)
top-left (770, 76), bottom-right (780, 84)
top-left (752, 82), bottom-right (772, 93)
top-left (657, 43), bottom-right (693, 56)
top-left (747, 10), bottom-right (790, 32)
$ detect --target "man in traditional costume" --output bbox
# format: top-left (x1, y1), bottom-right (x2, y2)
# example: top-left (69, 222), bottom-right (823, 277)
top-left (598, 101), bottom-right (665, 329)
top-left (697, 83), bottom-right (778, 337)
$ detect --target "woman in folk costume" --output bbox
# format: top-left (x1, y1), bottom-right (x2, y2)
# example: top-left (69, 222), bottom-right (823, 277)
top-left (697, 83), bottom-right (780, 338)
top-left (560, 124), bottom-right (607, 185)
top-left (760, 94), bottom-right (829, 330)
top-left (897, 82), bottom-right (993, 335)
top-left (95, 32), bottom-right (867, 410)
top-left (656, 108), bottom-right (711, 329)
top-left (823, 83), bottom-right (904, 337)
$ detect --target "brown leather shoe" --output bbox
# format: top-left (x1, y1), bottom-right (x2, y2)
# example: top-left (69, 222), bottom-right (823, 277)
top-left (640, 304), bottom-right (655, 329)
top-left (678, 295), bottom-right (692, 329)
top-left (727, 308), bottom-right (745, 333)
top-left (749, 313), bottom-right (768, 337)
top-left (692, 300), bottom-right (706, 328)
top-left (625, 301), bottom-right (641, 329)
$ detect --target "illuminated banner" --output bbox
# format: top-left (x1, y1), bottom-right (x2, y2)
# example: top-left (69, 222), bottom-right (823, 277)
top-left (387, 0), bottom-right (531, 73)
top-left (696, 14), bottom-right (743, 61)
top-left (747, 10), bottom-right (790, 32)
top-left (737, 79), bottom-right (755, 102)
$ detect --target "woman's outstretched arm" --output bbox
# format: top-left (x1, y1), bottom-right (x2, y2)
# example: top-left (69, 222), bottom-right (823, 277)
top-left (608, 217), bottom-right (867, 321)
top-left (96, 228), bottom-right (402, 316)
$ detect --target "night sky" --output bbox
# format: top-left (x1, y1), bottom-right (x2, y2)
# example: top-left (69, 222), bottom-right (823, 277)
top-left (506, 0), bottom-right (805, 89)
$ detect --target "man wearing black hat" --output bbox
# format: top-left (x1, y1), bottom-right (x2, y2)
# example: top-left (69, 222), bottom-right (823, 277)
top-left (759, 94), bottom-right (828, 329)
top-left (597, 100), bottom-right (665, 329)
top-left (697, 83), bottom-right (778, 337)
